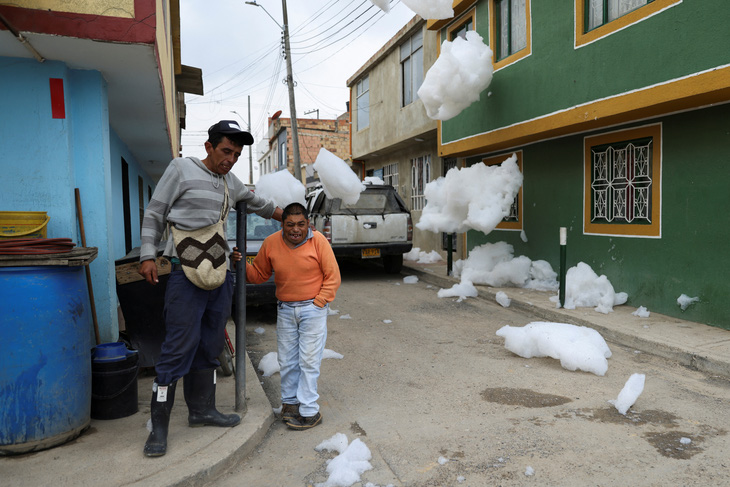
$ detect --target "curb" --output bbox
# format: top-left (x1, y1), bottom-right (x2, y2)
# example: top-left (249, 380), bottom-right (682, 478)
top-left (403, 263), bottom-right (730, 379)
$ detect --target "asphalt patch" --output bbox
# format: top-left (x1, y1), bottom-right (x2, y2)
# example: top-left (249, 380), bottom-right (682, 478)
top-left (481, 387), bottom-right (572, 408)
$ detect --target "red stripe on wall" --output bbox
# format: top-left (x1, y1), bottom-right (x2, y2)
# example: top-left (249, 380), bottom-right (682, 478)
top-left (50, 78), bottom-right (65, 119)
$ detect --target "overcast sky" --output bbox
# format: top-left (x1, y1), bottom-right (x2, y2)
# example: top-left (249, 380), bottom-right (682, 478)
top-left (179, 0), bottom-right (417, 183)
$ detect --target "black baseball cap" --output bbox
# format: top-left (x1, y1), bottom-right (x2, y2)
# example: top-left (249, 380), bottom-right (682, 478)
top-left (208, 120), bottom-right (254, 146)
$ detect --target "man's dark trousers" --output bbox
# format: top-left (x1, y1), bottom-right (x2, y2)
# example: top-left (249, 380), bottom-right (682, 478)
top-left (155, 270), bottom-right (234, 384)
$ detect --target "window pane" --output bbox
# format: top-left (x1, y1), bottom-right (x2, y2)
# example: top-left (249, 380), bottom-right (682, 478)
top-left (400, 40), bottom-right (410, 62)
top-left (412, 29), bottom-right (423, 50)
top-left (403, 57), bottom-right (412, 105)
top-left (511, 0), bottom-right (527, 52)
top-left (499, 1), bottom-right (510, 59)
top-left (609, 0), bottom-right (648, 21)
top-left (357, 90), bottom-right (369, 129)
top-left (413, 47), bottom-right (424, 100)
top-left (588, 0), bottom-right (604, 30)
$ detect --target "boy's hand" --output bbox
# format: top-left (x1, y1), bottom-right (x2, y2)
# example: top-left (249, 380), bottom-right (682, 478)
top-left (231, 247), bottom-right (243, 267)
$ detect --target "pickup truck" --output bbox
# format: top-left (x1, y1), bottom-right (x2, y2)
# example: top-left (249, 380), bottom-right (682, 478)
top-left (305, 183), bottom-right (413, 273)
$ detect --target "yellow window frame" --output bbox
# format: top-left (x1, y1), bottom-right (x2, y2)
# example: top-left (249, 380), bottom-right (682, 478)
top-left (583, 124), bottom-right (662, 237)
top-left (575, 0), bottom-right (681, 48)
top-left (446, 8), bottom-right (476, 41)
top-left (483, 151), bottom-right (523, 230)
top-left (490, 0), bottom-right (532, 71)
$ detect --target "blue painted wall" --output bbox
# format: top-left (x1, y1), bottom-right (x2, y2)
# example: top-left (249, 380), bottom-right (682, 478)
top-left (0, 56), bottom-right (158, 343)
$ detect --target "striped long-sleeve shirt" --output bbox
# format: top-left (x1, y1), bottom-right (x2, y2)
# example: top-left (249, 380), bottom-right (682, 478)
top-left (140, 156), bottom-right (275, 262)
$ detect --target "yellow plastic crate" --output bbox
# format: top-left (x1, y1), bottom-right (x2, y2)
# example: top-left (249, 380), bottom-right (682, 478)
top-left (0, 211), bottom-right (50, 239)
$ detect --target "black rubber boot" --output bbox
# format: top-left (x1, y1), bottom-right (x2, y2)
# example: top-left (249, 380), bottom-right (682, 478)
top-left (183, 368), bottom-right (241, 427)
top-left (143, 380), bottom-right (177, 457)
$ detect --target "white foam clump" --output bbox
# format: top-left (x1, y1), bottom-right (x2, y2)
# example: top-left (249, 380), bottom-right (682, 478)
top-left (495, 291), bottom-right (511, 308)
top-left (254, 327), bottom-right (265, 334)
top-left (437, 281), bottom-right (478, 300)
top-left (258, 351), bottom-right (280, 377)
top-left (339, 314), bottom-right (352, 320)
top-left (382, 319), bottom-right (392, 324)
top-left (403, 275), bottom-right (419, 284)
top-left (525, 466), bottom-right (535, 476)
top-left (401, 0), bottom-right (453, 20)
top-left (404, 247), bottom-right (443, 263)
top-left (440, 242), bottom-right (558, 300)
top-left (418, 30), bottom-right (493, 120)
top-left (315, 434), bottom-right (373, 487)
top-left (437, 456), bottom-right (449, 465)
top-left (255, 169), bottom-right (305, 208)
top-left (323, 349), bottom-right (344, 360)
top-left (496, 322), bottom-right (613, 376)
top-left (328, 308), bottom-right (340, 316)
top-left (369, 0), bottom-right (390, 14)
top-left (417, 155), bottom-right (522, 234)
top-left (313, 148), bottom-right (365, 205)
top-left (677, 294), bottom-right (700, 311)
top-left (680, 437), bottom-right (692, 445)
top-left (632, 306), bottom-right (650, 318)
top-left (609, 373), bottom-right (645, 415)
top-left (363, 176), bottom-right (385, 185)
top-left (563, 262), bottom-right (628, 314)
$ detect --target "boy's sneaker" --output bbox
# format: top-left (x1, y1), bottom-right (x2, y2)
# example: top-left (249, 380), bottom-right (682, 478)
top-left (286, 412), bottom-right (322, 430)
top-left (281, 403), bottom-right (299, 423)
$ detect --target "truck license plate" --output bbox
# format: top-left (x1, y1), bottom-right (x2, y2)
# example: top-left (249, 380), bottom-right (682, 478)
top-left (361, 248), bottom-right (380, 259)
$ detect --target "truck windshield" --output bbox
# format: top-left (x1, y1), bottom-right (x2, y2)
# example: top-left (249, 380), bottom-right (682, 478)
top-left (226, 212), bottom-right (280, 241)
top-left (328, 188), bottom-right (405, 214)
top-left (342, 193), bottom-right (388, 211)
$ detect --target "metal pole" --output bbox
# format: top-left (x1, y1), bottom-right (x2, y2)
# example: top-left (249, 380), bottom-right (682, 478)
top-left (235, 201), bottom-right (248, 412)
top-left (446, 233), bottom-right (453, 276)
top-left (281, 0), bottom-right (302, 183)
top-left (248, 95), bottom-right (253, 184)
top-left (559, 227), bottom-right (567, 308)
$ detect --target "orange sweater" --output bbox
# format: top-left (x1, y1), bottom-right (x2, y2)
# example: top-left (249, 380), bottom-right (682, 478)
top-left (246, 230), bottom-right (341, 307)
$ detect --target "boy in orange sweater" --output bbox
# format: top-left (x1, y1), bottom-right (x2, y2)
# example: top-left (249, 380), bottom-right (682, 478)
top-left (246, 202), bottom-right (341, 429)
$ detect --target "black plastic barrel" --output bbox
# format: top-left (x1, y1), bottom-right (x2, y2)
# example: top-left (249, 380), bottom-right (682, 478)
top-left (90, 349), bottom-right (139, 420)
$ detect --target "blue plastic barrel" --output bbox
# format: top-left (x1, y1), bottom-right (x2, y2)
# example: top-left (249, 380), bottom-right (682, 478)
top-left (0, 265), bottom-right (93, 455)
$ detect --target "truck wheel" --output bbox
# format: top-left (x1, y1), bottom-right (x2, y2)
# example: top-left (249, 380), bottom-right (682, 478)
top-left (383, 254), bottom-right (403, 274)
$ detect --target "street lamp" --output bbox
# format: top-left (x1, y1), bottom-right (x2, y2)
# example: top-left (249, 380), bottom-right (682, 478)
top-left (231, 107), bottom-right (254, 184)
top-left (245, 0), bottom-right (302, 183)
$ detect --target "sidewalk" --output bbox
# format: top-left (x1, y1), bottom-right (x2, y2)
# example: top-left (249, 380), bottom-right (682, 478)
top-left (1, 351), bottom-right (275, 487)
top-left (3, 260), bottom-right (729, 487)
top-left (403, 260), bottom-right (730, 379)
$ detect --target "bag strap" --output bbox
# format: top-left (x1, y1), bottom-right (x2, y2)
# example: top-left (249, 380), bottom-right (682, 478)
top-left (219, 178), bottom-right (230, 223)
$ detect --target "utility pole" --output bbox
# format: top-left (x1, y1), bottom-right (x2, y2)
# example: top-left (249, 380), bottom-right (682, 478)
top-left (245, 0), bottom-right (301, 182)
top-left (281, 0), bottom-right (302, 182)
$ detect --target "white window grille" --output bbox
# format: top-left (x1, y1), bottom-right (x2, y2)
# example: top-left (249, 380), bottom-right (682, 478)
top-left (591, 138), bottom-right (653, 224)
top-left (383, 163), bottom-right (399, 188)
top-left (411, 155), bottom-right (431, 211)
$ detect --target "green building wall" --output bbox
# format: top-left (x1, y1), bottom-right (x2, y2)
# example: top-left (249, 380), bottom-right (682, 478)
top-left (466, 103), bottom-right (730, 329)
top-left (441, 0), bottom-right (729, 144)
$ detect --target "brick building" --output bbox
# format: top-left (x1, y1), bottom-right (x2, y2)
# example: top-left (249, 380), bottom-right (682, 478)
top-left (263, 112), bottom-right (350, 188)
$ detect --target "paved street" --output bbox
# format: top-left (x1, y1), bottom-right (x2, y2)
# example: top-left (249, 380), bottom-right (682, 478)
top-left (211, 262), bottom-right (730, 487)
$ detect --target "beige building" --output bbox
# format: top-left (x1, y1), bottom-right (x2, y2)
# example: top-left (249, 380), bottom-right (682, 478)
top-left (347, 16), bottom-right (464, 261)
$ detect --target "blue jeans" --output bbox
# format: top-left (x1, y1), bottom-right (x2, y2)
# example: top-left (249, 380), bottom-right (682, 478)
top-left (277, 301), bottom-right (328, 417)
top-left (155, 271), bottom-right (234, 385)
